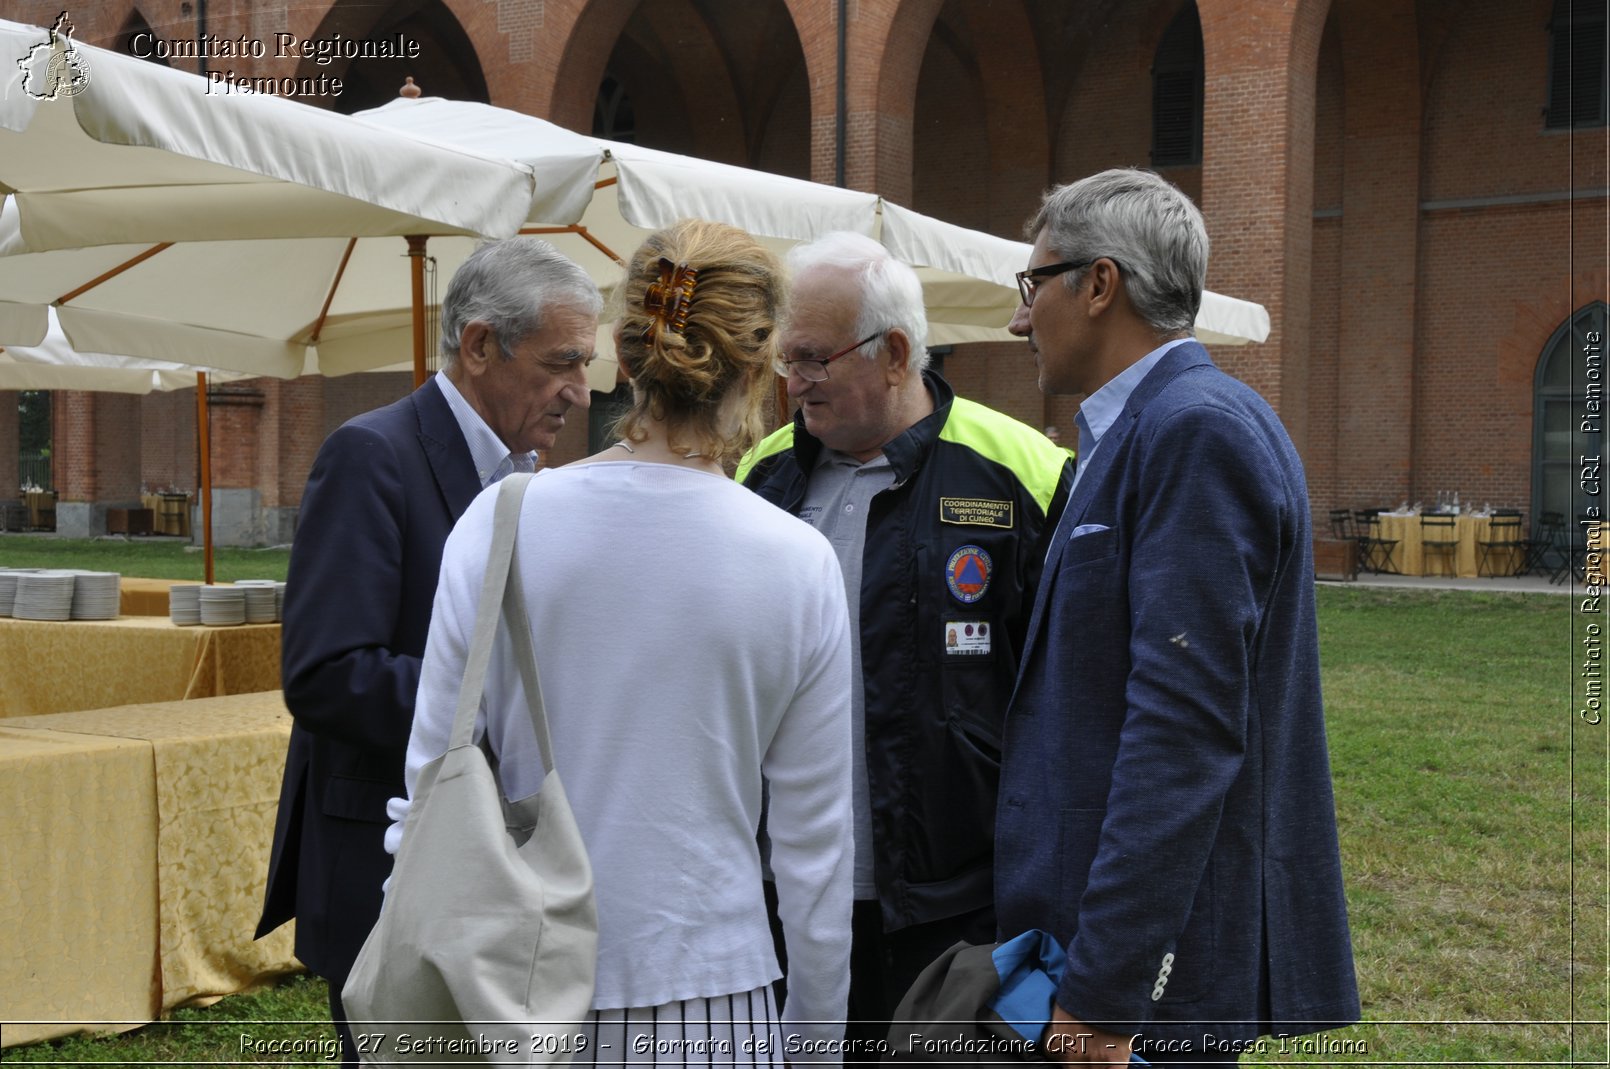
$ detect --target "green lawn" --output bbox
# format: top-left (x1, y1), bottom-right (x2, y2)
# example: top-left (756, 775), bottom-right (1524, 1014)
top-left (3, 584), bottom-right (1602, 1065)
top-left (0, 534), bottom-right (290, 582)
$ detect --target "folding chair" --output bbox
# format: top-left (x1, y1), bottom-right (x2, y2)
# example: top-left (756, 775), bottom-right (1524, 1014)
top-left (1556, 513), bottom-right (1602, 586)
top-left (1476, 512), bottom-right (1525, 577)
top-left (1328, 508), bottom-right (1356, 541)
top-left (1524, 511), bottom-right (1567, 577)
top-left (1354, 509), bottom-right (1400, 574)
top-left (1420, 514), bottom-right (1459, 577)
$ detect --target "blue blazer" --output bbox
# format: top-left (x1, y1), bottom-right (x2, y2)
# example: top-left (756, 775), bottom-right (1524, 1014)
top-left (994, 342), bottom-right (1359, 1045)
top-left (257, 378), bottom-right (480, 982)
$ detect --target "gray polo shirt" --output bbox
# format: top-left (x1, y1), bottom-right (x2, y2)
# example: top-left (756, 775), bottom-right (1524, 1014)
top-left (799, 448), bottom-right (897, 900)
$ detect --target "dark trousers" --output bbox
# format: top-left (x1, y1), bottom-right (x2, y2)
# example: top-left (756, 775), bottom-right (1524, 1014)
top-left (327, 980), bottom-right (358, 1068)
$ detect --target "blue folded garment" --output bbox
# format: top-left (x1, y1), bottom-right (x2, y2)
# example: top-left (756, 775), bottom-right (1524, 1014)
top-left (987, 929), bottom-right (1150, 1065)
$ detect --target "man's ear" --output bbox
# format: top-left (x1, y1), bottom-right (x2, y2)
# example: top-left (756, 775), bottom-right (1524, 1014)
top-left (1085, 258), bottom-right (1122, 319)
top-left (457, 321), bottom-right (497, 376)
top-left (883, 329), bottom-right (913, 386)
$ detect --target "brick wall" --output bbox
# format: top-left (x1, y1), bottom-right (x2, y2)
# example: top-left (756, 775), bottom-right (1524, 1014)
top-left (0, 392), bottom-right (18, 500)
top-left (139, 388), bottom-right (198, 494)
top-left (11, 0), bottom-right (1606, 543)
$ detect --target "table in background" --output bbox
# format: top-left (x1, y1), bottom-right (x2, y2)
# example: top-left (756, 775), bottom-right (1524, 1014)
top-left (118, 577), bottom-right (240, 617)
top-left (23, 489), bottom-right (55, 531)
top-left (1371, 513), bottom-right (1517, 578)
top-left (139, 492), bottom-right (192, 538)
top-left (0, 691), bottom-right (299, 1048)
top-left (0, 616), bottom-right (280, 718)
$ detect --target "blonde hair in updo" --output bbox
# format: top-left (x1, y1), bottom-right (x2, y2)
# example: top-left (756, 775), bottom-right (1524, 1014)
top-left (613, 219), bottom-right (786, 465)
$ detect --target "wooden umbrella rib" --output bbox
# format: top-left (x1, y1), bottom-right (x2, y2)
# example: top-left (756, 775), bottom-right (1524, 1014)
top-left (519, 224), bottom-right (623, 265)
top-left (56, 243), bottom-right (173, 305)
top-left (309, 237), bottom-right (358, 344)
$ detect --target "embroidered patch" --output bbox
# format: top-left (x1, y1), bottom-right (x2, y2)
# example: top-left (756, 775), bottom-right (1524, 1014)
top-left (944, 620), bottom-right (991, 656)
top-left (940, 497), bottom-right (1014, 529)
top-left (945, 545), bottom-right (993, 603)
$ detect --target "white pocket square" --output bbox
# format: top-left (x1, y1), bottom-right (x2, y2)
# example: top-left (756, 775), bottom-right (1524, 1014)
top-left (1069, 523), bottom-right (1111, 538)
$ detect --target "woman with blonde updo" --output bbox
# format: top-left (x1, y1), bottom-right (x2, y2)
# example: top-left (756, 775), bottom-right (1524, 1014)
top-left (397, 219), bottom-right (854, 1063)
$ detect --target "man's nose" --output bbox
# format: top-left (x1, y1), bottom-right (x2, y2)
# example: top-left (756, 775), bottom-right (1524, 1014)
top-left (560, 378), bottom-right (591, 408)
top-left (785, 371), bottom-right (815, 399)
top-left (1007, 302), bottom-right (1031, 337)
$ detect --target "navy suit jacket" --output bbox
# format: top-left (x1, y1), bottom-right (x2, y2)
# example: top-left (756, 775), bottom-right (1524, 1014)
top-left (257, 377), bottom-right (480, 982)
top-left (995, 342), bottom-right (1359, 1045)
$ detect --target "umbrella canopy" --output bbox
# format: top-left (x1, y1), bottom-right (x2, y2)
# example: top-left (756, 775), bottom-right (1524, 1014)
top-left (355, 96), bottom-right (1271, 370)
top-left (0, 309), bottom-right (255, 394)
top-left (0, 17), bottom-right (534, 375)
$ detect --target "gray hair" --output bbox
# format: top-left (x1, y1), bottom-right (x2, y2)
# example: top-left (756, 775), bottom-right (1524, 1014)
top-left (1027, 169), bottom-right (1207, 337)
top-left (439, 237), bottom-right (602, 362)
top-left (786, 231), bottom-right (929, 372)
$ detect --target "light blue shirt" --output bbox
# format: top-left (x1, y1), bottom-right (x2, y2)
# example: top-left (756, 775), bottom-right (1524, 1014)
top-left (434, 369), bottom-right (536, 487)
top-left (1048, 338), bottom-right (1193, 563)
top-left (1068, 337), bottom-right (1193, 500)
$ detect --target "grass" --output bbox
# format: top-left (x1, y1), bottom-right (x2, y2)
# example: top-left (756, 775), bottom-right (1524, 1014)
top-left (2, 582), bottom-right (1604, 1065)
top-left (0, 533), bottom-right (290, 582)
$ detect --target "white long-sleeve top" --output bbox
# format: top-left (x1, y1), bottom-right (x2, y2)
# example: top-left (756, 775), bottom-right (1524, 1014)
top-left (387, 461), bottom-right (854, 1035)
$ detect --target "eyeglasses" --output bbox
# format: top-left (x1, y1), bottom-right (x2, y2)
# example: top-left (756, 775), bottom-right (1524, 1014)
top-left (1015, 259), bottom-right (1096, 307)
top-left (774, 331), bottom-right (885, 382)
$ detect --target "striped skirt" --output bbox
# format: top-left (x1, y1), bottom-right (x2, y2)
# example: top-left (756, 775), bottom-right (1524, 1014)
top-left (576, 985), bottom-right (787, 1067)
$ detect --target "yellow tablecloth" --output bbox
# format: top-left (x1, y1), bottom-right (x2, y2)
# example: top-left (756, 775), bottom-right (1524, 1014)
top-left (1371, 514), bottom-right (1517, 578)
top-left (0, 726), bottom-right (158, 1046)
top-left (0, 691), bottom-right (299, 1047)
top-left (0, 616), bottom-right (281, 719)
top-left (117, 577), bottom-right (240, 618)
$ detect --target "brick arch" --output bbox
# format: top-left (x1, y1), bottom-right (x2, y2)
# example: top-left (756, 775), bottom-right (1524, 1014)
top-left (954, 0), bottom-right (1047, 236)
top-left (540, 0), bottom-right (641, 126)
top-left (1198, 0), bottom-right (1332, 457)
top-left (1498, 268), bottom-right (1610, 405)
top-left (293, 0), bottom-right (491, 111)
top-left (779, 0), bottom-right (841, 184)
top-left (612, 0), bottom-right (748, 163)
top-left (860, 0), bottom-right (945, 201)
top-left (1054, 0), bottom-right (1188, 186)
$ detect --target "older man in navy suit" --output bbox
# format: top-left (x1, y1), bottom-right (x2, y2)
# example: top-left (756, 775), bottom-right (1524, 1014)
top-left (256, 238), bottom-right (601, 1066)
top-left (997, 169), bottom-right (1359, 1066)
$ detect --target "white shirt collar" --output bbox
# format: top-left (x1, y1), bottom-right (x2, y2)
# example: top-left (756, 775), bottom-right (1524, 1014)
top-left (434, 369), bottom-right (536, 487)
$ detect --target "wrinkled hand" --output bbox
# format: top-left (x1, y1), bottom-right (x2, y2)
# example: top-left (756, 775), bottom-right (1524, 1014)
top-left (1041, 1006), bottom-right (1133, 1065)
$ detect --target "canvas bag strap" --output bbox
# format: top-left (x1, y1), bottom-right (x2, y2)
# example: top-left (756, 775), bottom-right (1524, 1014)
top-left (502, 525), bottom-right (558, 775)
top-left (448, 472), bottom-right (535, 752)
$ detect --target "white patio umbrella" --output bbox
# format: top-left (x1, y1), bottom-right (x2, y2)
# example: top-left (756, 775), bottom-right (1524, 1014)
top-left (0, 17), bottom-right (534, 374)
top-left (353, 96), bottom-right (1271, 393)
top-left (0, 309), bottom-right (255, 394)
top-left (0, 17), bottom-right (534, 577)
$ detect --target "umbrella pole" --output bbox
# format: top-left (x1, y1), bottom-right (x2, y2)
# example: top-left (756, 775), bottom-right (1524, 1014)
top-left (408, 236), bottom-right (428, 388)
top-left (196, 372), bottom-right (214, 585)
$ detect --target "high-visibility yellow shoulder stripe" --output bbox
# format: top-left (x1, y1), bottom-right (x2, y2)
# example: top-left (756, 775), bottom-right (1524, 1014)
top-left (938, 398), bottom-right (1068, 514)
top-left (734, 423), bottom-right (797, 483)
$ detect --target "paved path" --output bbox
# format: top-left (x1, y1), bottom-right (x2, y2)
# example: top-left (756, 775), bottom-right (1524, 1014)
top-left (1318, 571), bottom-right (1573, 596)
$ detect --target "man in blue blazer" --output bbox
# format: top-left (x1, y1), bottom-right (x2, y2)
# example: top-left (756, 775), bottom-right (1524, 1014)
top-left (996, 169), bottom-right (1359, 1066)
top-left (256, 238), bottom-right (601, 1066)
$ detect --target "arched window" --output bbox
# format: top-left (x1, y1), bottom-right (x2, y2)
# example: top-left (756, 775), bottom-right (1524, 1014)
top-left (1546, 0), bottom-right (1607, 128)
top-left (1151, 5), bottom-right (1203, 167)
top-left (1533, 302), bottom-right (1608, 524)
top-left (594, 75), bottom-right (636, 144)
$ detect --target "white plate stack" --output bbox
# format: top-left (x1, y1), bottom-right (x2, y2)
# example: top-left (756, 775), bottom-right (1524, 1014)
top-left (239, 583), bottom-right (277, 624)
top-left (69, 571), bottom-right (122, 620)
top-left (198, 585), bottom-right (247, 626)
top-left (276, 582), bottom-right (285, 621)
top-left (169, 585), bottom-right (202, 626)
top-left (13, 571), bottom-right (76, 621)
top-left (0, 570), bottom-right (23, 617)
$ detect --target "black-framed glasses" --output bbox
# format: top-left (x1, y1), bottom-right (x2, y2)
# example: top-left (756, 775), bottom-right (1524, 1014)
top-left (1015, 259), bottom-right (1096, 307)
top-left (774, 330), bottom-right (885, 382)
